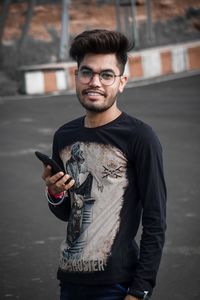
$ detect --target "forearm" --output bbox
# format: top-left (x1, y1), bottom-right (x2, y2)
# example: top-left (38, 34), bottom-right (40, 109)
top-left (47, 190), bottom-right (71, 221)
top-left (42, 160), bottom-right (74, 222)
top-left (129, 216), bottom-right (166, 294)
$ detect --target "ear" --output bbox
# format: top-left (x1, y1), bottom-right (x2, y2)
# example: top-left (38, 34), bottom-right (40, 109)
top-left (119, 76), bottom-right (128, 93)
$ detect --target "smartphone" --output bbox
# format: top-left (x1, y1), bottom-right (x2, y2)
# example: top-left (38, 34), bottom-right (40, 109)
top-left (35, 151), bottom-right (63, 175)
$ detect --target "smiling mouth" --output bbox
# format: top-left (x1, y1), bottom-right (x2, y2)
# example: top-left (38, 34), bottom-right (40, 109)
top-left (82, 90), bottom-right (106, 97)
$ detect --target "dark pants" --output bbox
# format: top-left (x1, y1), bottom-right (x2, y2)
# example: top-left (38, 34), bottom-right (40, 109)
top-left (60, 282), bottom-right (128, 300)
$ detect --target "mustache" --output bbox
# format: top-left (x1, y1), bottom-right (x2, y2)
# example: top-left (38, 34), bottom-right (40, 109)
top-left (82, 88), bottom-right (106, 97)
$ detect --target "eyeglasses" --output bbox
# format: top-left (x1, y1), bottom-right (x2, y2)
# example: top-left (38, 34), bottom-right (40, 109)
top-left (75, 68), bottom-right (122, 86)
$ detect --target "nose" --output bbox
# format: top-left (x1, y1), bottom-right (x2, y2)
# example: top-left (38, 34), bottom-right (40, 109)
top-left (89, 73), bottom-right (101, 87)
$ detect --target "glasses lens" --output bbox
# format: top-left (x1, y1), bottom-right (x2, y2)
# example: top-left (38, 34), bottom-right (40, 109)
top-left (77, 69), bottom-right (117, 85)
top-left (78, 69), bottom-right (92, 84)
top-left (100, 71), bottom-right (115, 85)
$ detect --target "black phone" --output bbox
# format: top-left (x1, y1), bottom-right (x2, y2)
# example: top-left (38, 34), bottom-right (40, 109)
top-left (35, 151), bottom-right (63, 175)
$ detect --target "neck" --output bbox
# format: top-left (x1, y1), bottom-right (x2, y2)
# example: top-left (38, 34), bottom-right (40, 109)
top-left (84, 107), bottom-right (121, 128)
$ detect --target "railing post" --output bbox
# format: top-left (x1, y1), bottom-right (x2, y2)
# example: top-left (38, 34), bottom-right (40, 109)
top-left (59, 0), bottom-right (70, 61)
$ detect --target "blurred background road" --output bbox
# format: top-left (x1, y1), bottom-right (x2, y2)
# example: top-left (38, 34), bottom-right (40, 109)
top-left (0, 74), bottom-right (200, 300)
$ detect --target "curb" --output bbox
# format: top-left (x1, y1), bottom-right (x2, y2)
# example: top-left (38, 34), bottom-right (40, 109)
top-left (16, 40), bottom-right (200, 96)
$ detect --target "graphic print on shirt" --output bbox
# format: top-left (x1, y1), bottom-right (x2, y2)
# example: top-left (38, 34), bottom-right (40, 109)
top-left (59, 142), bottom-right (128, 273)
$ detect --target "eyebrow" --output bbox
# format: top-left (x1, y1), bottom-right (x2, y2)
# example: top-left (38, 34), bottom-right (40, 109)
top-left (80, 65), bottom-right (115, 73)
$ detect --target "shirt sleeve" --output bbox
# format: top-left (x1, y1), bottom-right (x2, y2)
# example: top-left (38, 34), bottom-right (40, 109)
top-left (48, 193), bottom-right (71, 222)
top-left (47, 130), bottom-right (71, 222)
top-left (129, 124), bottom-right (167, 294)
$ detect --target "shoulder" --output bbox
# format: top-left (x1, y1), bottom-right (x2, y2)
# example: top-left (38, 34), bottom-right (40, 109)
top-left (123, 113), bottom-right (158, 140)
top-left (123, 113), bottom-right (162, 152)
top-left (57, 116), bottom-right (83, 132)
top-left (54, 116), bottom-right (83, 136)
top-left (52, 116), bottom-right (84, 147)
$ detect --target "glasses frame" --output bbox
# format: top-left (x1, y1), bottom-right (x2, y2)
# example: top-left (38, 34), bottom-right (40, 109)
top-left (74, 68), bottom-right (123, 86)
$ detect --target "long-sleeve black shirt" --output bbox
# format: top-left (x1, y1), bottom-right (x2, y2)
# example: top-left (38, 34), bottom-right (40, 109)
top-left (48, 112), bottom-right (167, 296)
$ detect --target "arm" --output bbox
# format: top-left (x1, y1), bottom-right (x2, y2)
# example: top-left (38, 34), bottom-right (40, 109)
top-left (42, 131), bottom-right (75, 221)
top-left (129, 125), bottom-right (167, 296)
top-left (42, 164), bottom-right (75, 221)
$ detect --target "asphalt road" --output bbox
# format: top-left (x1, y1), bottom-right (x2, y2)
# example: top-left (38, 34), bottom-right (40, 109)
top-left (0, 75), bottom-right (200, 300)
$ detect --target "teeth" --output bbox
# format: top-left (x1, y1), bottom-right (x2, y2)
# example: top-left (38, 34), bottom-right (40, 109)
top-left (87, 92), bottom-right (101, 96)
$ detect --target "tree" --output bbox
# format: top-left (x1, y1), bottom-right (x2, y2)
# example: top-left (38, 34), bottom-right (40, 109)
top-left (59, 0), bottom-right (70, 61)
top-left (18, 0), bottom-right (36, 49)
top-left (0, 0), bottom-right (11, 47)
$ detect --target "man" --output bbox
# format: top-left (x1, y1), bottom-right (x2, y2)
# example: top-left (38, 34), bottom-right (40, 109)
top-left (42, 29), bottom-right (167, 300)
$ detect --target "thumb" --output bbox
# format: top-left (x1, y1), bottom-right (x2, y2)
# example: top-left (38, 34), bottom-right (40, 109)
top-left (42, 165), bottom-right (52, 180)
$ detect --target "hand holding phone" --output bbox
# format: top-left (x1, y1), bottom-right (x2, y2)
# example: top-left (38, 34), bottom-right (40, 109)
top-left (35, 151), bottom-right (63, 175)
top-left (35, 151), bottom-right (75, 196)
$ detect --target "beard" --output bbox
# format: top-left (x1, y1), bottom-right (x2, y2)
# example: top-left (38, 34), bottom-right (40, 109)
top-left (76, 90), bottom-right (118, 113)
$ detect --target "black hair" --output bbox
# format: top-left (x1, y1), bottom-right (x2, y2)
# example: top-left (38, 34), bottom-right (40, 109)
top-left (69, 29), bottom-right (134, 73)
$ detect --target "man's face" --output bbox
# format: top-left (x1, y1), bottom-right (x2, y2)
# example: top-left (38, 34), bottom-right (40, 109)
top-left (75, 53), bottom-right (127, 113)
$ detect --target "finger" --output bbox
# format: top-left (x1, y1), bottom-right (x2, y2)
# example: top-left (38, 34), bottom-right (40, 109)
top-left (61, 174), bottom-right (73, 185)
top-left (42, 165), bottom-right (52, 180)
top-left (63, 178), bottom-right (75, 190)
top-left (44, 171), bottom-right (65, 187)
top-left (55, 174), bottom-right (75, 189)
top-left (49, 177), bottom-right (75, 195)
top-left (54, 174), bottom-right (71, 189)
top-left (50, 177), bottom-right (74, 194)
top-left (50, 171), bottom-right (65, 184)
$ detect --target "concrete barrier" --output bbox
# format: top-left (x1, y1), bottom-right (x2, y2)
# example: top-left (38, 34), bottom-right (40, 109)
top-left (19, 62), bottom-right (76, 95)
top-left (20, 40), bottom-right (200, 95)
